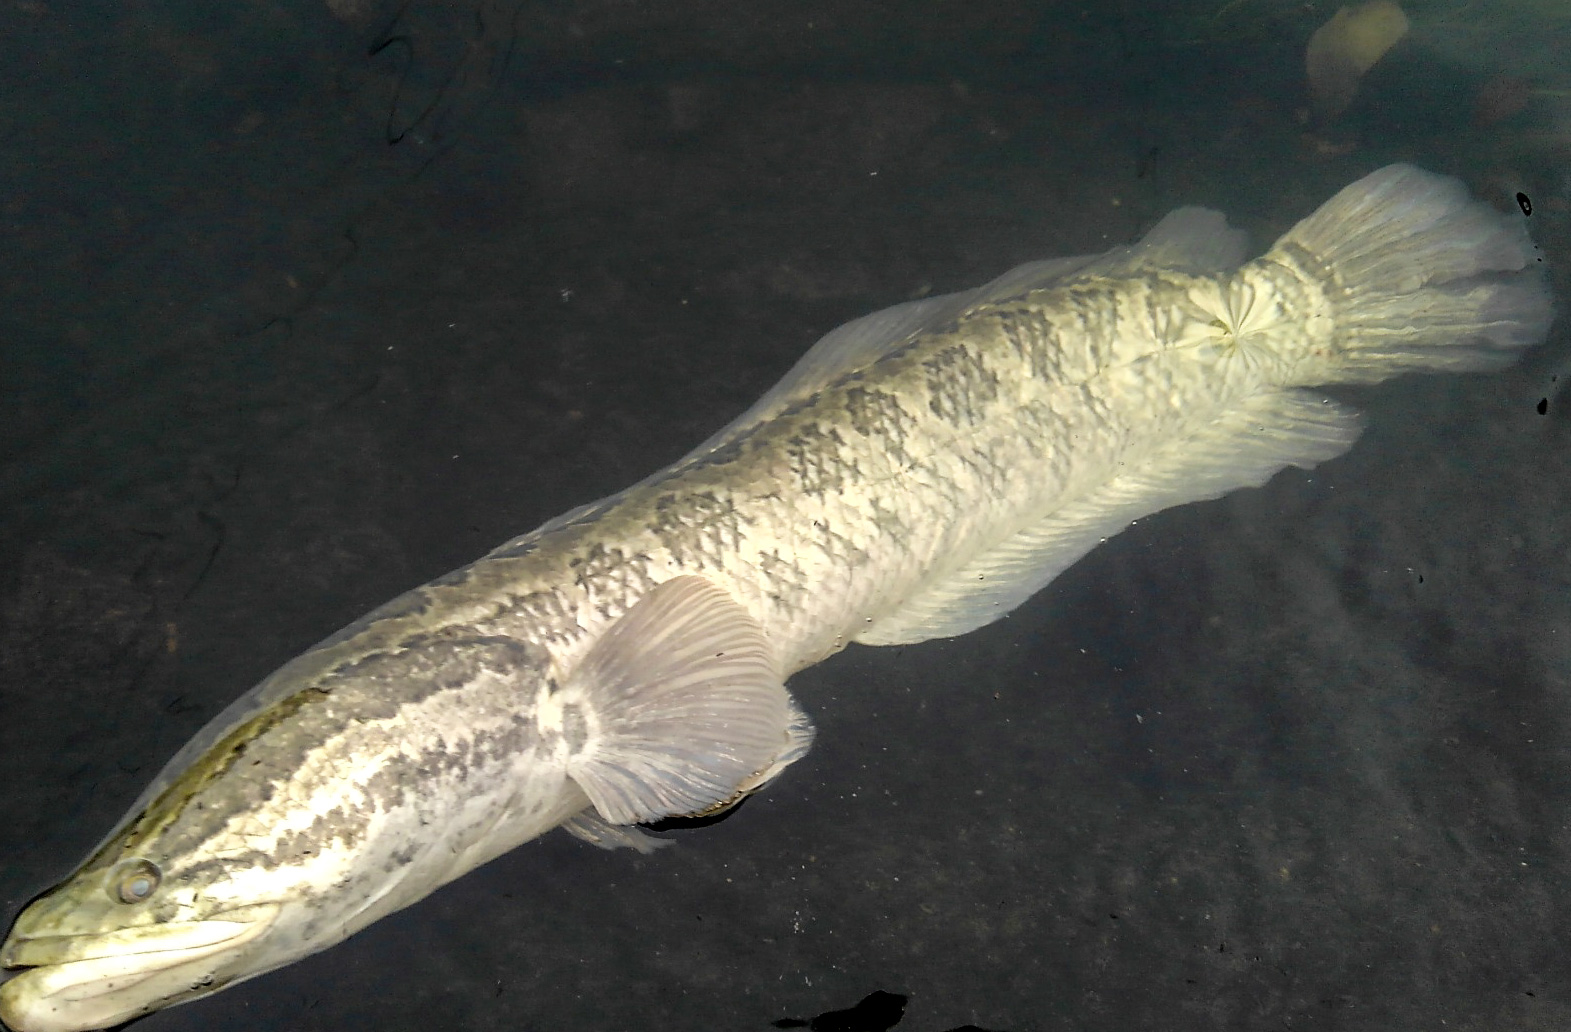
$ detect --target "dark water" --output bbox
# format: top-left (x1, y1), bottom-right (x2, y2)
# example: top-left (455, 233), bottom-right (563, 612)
top-left (2, 2), bottom-right (1569, 1030)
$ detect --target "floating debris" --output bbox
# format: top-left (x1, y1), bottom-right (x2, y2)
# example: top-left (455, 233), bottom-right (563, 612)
top-left (1305, 1), bottom-right (1410, 125)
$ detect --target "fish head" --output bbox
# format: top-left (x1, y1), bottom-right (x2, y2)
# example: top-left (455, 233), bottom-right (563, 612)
top-left (0, 690), bottom-right (374, 1032)
top-left (1, 632), bottom-right (564, 1032)
top-left (0, 846), bottom-right (281, 1032)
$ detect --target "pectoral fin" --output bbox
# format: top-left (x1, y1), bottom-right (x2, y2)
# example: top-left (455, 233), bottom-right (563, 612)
top-left (561, 576), bottom-right (808, 825)
top-left (665, 694), bottom-right (817, 820)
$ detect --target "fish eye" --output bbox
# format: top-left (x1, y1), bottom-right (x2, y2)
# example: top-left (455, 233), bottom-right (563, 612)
top-left (108, 858), bottom-right (162, 904)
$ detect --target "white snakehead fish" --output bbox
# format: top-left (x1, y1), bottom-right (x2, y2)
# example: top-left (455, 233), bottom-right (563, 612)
top-left (0, 165), bottom-right (1553, 1031)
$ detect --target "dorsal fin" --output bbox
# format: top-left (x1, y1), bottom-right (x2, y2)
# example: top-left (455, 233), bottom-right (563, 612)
top-left (489, 211), bottom-right (1248, 559)
top-left (680, 252), bottom-right (1111, 458)
top-left (1073, 206), bottom-right (1250, 279)
top-left (629, 210), bottom-right (1244, 485)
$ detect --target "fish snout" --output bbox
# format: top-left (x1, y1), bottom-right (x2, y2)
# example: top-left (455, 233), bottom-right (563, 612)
top-left (0, 905), bottom-right (279, 1032)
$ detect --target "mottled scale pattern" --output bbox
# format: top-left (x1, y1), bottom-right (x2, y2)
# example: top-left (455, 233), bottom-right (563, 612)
top-left (22, 262), bottom-right (1268, 992)
top-left (121, 264), bottom-right (1254, 893)
top-left (107, 636), bottom-right (571, 926)
top-left (351, 265), bottom-right (1261, 678)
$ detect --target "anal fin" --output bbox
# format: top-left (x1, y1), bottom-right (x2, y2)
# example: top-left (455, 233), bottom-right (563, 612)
top-left (857, 390), bottom-right (1362, 646)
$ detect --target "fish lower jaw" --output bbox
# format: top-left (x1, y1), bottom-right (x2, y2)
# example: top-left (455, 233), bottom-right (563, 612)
top-left (0, 906), bottom-right (279, 1032)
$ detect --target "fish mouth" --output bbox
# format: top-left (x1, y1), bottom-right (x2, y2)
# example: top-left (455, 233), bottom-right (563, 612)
top-left (0, 905), bottom-right (279, 1032)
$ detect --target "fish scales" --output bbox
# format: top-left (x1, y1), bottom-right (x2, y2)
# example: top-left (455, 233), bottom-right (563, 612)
top-left (429, 270), bottom-right (1246, 673)
top-left (109, 263), bottom-right (1242, 903)
top-left (0, 164), bottom-right (1553, 1032)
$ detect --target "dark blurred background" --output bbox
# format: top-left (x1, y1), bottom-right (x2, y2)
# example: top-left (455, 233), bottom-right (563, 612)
top-left (1, 1), bottom-right (1570, 1029)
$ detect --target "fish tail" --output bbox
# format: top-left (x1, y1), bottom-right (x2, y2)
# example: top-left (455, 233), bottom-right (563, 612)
top-left (1248, 164), bottom-right (1553, 386)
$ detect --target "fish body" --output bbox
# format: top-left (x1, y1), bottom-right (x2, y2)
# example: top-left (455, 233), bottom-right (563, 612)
top-left (0, 165), bottom-right (1553, 1032)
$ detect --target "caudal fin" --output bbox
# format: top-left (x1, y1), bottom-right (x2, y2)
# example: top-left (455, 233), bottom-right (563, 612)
top-left (1261, 164), bottom-right (1553, 385)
